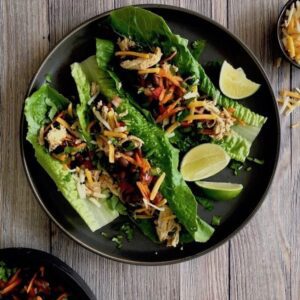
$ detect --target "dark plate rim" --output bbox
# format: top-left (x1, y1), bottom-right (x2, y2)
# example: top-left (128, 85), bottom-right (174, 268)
top-left (276, 0), bottom-right (300, 68)
top-left (0, 247), bottom-right (96, 299)
top-left (20, 4), bottom-right (281, 266)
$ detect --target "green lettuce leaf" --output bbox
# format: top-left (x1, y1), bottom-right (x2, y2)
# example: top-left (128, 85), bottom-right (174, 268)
top-left (109, 7), bottom-right (266, 128)
top-left (24, 84), bottom-right (118, 232)
top-left (191, 39), bottom-right (206, 61)
top-left (71, 41), bottom-right (214, 243)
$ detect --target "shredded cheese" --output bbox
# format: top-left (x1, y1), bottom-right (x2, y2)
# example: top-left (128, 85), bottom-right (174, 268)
top-left (115, 51), bottom-right (150, 59)
top-left (103, 130), bottom-right (127, 139)
top-left (183, 114), bottom-right (218, 122)
top-left (108, 143), bottom-right (115, 163)
top-left (85, 169), bottom-right (94, 186)
top-left (56, 117), bottom-right (71, 129)
top-left (187, 100), bottom-right (206, 109)
top-left (150, 172), bottom-right (166, 201)
top-left (138, 68), bottom-right (160, 74)
top-left (166, 121), bottom-right (180, 134)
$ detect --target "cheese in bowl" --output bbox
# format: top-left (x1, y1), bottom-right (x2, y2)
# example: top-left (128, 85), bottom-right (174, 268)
top-left (281, 1), bottom-right (300, 65)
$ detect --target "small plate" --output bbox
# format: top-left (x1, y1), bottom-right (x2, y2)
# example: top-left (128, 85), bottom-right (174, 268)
top-left (0, 248), bottom-right (96, 299)
top-left (20, 5), bottom-right (280, 265)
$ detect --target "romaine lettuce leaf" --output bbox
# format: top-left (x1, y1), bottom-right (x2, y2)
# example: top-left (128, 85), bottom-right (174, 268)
top-left (109, 7), bottom-right (266, 128)
top-left (24, 84), bottom-right (118, 232)
top-left (71, 41), bottom-right (214, 243)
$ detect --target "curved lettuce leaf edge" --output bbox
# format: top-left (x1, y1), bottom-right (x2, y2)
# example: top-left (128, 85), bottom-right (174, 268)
top-left (24, 83), bottom-right (118, 232)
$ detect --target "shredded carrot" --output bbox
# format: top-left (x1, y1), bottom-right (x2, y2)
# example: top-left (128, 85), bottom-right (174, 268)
top-left (103, 130), bottom-right (127, 139)
top-left (7, 269), bottom-right (21, 285)
top-left (136, 181), bottom-right (151, 199)
top-left (183, 114), bottom-right (218, 122)
top-left (0, 279), bottom-right (22, 295)
top-left (135, 153), bottom-right (151, 171)
top-left (117, 153), bottom-right (136, 165)
top-left (26, 273), bottom-right (38, 294)
top-left (156, 107), bottom-right (184, 123)
top-left (138, 68), bottom-right (160, 74)
top-left (161, 86), bottom-right (175, 104)
top-left (57, 293), bottom-right (69, 300)
top-left (115, 51), bottom-right (150, 59)
top-left (159, 88), bottom-right (166, 102)
top-left (159, 69), bottom-right (182, 87)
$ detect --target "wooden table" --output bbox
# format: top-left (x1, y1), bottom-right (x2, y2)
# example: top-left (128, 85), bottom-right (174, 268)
top-left (0, 0), bottom-right (298, 299)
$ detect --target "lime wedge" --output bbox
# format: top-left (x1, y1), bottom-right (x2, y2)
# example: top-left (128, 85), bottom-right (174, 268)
top-left (196, 181), bottom-right (243, 200)
top-left (219, 60), bottom-right (260, 99)
top-left (180, 144), bottom-right (230, 181)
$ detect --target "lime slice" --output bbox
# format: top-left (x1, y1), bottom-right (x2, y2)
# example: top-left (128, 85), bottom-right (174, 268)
top-left (196, 181), bottom-right (243, 200)
top-left (180, 144), bottom-right (230, 181)
top-left (219, 60), bottom-right (260, 99)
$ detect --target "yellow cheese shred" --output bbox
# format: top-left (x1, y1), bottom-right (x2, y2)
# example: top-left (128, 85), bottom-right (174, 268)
top-left (115, 51), bottom-right (150, 59)
top-left (150, 172), bottom-right (166, 201)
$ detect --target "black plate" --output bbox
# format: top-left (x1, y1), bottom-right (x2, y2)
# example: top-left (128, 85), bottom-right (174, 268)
top-left (0, 248), bottom-right (95, 299)
top-left (20, 5), bottom-right (280, 265)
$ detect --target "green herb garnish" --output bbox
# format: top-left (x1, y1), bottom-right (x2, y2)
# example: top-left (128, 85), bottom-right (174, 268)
top-left (120, 223), bottom-right (134, 241)
top-left (212, 215), bottom-right (222, 226)
top-left (229, 160), bottom-right (244, 176)
top-left (195, 196), bottom-right (214, 211)
top-left (112, 234), bottom-right (124, 249)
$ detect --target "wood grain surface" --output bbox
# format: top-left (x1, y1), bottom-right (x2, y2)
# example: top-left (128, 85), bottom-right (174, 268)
top-left (0, 1), bottom-right (297, 299)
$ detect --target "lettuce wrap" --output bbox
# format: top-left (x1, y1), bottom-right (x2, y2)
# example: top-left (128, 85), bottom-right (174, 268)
top-left (70, 38), bottom-right (214, 243)
top-left (24, 84), bottom-right (119, 232)
top-left (108, 6), bottom-right (267, 162)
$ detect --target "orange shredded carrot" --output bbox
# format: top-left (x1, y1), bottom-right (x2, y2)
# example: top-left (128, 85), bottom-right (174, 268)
top-left (117, 153), bottom-right (136, 165)
top-left (161, 86), bottom-right (175, 104)
top-left (26, 272), bottom-right (37, 294)
top-left (7, 269), bottom-right (21, 285)
top-left (159, 69), bottom-right (182, 87)
top-left (57, 293), bottom-right (69, 300)
top-left (136, 181), bottom-right (151, 199)
top-left (0, 279), bottom-right (22, 295)
top-left (158, 88), bottom-right (166, 102)
top-left (156, 107), bottom-right (184, 123)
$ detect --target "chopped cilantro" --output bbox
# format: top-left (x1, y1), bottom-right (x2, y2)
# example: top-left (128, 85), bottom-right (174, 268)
top-left (0, 261), bottom-right (15, 282)
top-left (112, 234), bottom-right (124, 249)
top-left (120, 223), bottom-right (134, 241)
top-left (212, 215), bottom-right (222, 226)
top-left (107, 196), bottom-right (127, 215)
top-left (176, 109), bottom-right (190, 122)
top-left (195, 196), bottom-right (214, 211)
top-left (229, 160), bottom-right (244, 176)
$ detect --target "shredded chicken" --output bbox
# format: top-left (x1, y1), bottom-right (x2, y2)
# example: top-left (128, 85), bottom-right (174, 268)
top-left (120, 47), bottom-right (163, 70)
top-left (213, 108), bottom-right (235, 140)
top-left (46, 126), bottom-right (68, 151)
top-left (155, 206), bottom-right (181, 247)
top-left (117, 37), bottom-right (136, 51)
